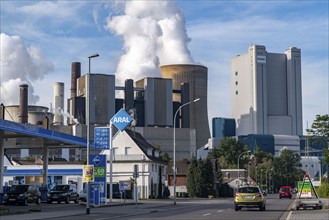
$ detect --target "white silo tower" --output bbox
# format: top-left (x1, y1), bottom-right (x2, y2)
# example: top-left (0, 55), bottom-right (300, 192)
top-left (53, 82), bottom-right (64, 125)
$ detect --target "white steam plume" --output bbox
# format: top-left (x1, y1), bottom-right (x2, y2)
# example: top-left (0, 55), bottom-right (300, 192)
top-left (105, 0), bottom-right (194, 84)
top-left (0, 33), bottom-right (53, 105)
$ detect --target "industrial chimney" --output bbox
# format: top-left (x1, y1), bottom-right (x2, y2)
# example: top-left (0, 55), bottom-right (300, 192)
top-left (71, 62), bottom-right (81, 98)
top-left (53, 82), bottom-right (64, 125)
top-left (19, 84), bottom-right (28, 124)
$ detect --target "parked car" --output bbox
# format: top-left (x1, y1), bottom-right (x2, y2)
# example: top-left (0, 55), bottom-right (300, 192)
top-left (234, 185), bottom-right (266, 211)
top-left (47, 184), bottom-right (79, 204)
top-left (3, 184), bottom-right (41, 206)
top-left (79, 189), bottom-right (86, 202)
top-left (279, 186), bottom-right (292, 199)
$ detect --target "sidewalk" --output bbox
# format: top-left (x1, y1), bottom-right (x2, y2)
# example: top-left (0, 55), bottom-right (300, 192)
top-left (0, 199), bottom-right (174, 220)
top-left (280, 198), bottom-right (329, 220)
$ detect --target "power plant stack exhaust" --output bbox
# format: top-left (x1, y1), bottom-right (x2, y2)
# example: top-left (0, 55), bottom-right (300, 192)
top-left (53, 82), bottom-right (64, 125)
top-left (19, 84), bottom-right (28, 124)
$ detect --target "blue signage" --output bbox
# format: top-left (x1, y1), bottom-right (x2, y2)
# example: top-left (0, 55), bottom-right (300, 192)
top-left (90, 154), bottom-right (107, 206)
top-left (89, 183), bottom-right (100, 206)
top-left (94, 127), bottom-right (110, 149)
top-left (110, 109), bottom-right (133, 132)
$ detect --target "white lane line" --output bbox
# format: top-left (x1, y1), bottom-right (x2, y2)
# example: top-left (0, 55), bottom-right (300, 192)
top-left (217, 210), bottom-right (223, 213)
top-left (203, 213), bottom-right (212, 216)
top-left (286, 210), bottom-right (292, 220)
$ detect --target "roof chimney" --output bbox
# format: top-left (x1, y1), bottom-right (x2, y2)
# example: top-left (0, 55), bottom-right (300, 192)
top-left (19, 84), bottom-right (28, 124)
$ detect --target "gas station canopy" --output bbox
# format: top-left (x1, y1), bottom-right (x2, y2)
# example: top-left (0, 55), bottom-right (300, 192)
top-left (0, 119), bottom-right (88, 149)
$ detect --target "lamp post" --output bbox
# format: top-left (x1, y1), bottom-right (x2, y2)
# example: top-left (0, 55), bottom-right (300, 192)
top-left (260, 169), bottom-right (263, 189)
top-left (237, 150), bottom-right (251, 187)
top-left (173, 98), bottom-right (200, 205)
top-left (266, 168), bottom-right (273, 192)
top-left (247, 162), bottom-right (251, 184)
top-left (86, 53), bottom-right (99, 214)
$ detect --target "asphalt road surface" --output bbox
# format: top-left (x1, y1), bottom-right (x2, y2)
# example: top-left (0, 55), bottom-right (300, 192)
top-left (1, 194), bottom-right (328, 220)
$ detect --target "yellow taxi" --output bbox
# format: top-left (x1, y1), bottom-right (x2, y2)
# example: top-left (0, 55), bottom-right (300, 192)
top-left (234, 185), bottom-right (266, 211)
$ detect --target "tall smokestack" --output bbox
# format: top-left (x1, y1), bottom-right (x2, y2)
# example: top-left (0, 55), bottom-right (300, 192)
top-left (19, 84), bottom-right (28, 124)
top-left (53, 82), bottom-right (64, 125)
top-left (71, 62), bottom-right (81, 98)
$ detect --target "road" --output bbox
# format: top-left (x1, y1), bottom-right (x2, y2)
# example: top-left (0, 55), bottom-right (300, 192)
top-left (1, 194), bottom-right (328, 220)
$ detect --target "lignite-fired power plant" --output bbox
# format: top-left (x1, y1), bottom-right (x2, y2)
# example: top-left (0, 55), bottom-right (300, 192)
top-left (3, 62), bottom-right (211, 161)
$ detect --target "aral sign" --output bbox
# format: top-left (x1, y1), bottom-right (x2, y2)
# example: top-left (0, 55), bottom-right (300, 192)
top-left (110, 109), bottom-right (133, 132)
top-left (90, 154), bottom-right (107, 205)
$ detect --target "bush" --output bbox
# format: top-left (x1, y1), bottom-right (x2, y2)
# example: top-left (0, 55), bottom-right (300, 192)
top-left (316, 180), bottom-right (329, 198)
top-left (163, 186), bottom-right (170, 198)
top-left (217, 183), bottom-right (234, 197)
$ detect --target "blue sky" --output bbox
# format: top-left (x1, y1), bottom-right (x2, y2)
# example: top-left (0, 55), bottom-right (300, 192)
top-left (0, 0), bottom-right (328, 134)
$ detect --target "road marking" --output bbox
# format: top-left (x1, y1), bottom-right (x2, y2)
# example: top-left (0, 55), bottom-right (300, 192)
top-left (203, 213), bottom-right (212, 216)
top-left (217, 210), bottom-right (223, 213)
top-left (286, 211), bottom-right (292, 220)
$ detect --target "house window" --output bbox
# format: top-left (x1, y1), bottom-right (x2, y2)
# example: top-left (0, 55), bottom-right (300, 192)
top-left (152, 164), bottom-right (154, 172)
top-left (125, 147), bottom-right (131, 155)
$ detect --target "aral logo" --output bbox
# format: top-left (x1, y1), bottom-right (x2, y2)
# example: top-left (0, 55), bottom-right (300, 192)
top-left (111, 109), bottom-right (133, 132)
top-left (92, 156), bottom-right (102, 166)
top-left (112, 117), bottom-right (130, 123)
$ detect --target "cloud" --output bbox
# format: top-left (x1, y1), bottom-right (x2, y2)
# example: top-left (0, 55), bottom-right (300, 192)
top-left (105, 0), bottom-right (194, 84)
top-left (18, 1), bottom-right (85, 19)
top-left (0, 33), bottom-right (54, 105)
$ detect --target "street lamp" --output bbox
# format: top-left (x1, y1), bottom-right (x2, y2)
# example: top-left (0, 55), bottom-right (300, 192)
top-left (237, 150), bottom-right (251, 187)
top-left (266, 168), bottom-right (274, 192)
top-left (260, 169), bottom-right (263, 189)
top-left (173, 98), bottom-right (200, 205)
top-left (86, 53), bottom-right (99, 214)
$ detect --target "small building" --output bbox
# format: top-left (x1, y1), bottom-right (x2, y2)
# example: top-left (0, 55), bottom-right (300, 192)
top-left (102, 129), bottom-right (167, 199)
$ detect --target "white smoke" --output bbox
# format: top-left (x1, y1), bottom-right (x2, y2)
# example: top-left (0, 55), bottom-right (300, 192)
top-left (105, 0), bottom-right (194, 84)
top-left (0, 33), bottom-right (53, 105)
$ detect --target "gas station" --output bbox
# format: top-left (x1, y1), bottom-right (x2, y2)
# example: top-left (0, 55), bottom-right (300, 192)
top-left (0, 118), bottom-right (88, 201)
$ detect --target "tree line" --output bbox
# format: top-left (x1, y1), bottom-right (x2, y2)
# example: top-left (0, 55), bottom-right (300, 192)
top-left (186, 114), bottom-right (329, 197)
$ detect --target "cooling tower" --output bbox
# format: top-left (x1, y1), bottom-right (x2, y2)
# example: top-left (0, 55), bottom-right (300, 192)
top-left (160, 64), bottom-right (210, 148)
top-left (53, 82), bottom-right (64, 125)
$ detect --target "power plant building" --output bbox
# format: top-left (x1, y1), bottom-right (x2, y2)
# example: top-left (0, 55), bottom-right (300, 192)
top-left (231, 45), bottom-right (303, 136)
top-left (135, 78), bottom-right (173, 127)
top-left (76, 74), bottom-right (116, 126)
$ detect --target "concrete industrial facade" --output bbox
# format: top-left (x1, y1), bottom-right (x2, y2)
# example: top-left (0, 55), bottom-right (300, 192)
top-left (231, 45), bottom-right (303, 136)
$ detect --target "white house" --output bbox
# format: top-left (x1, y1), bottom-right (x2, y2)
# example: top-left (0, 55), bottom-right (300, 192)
top-left (102, 129), bottom-right (167, 199)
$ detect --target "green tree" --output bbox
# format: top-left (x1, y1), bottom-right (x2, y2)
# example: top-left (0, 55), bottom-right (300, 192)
top-left (306, 114), bottom-right (329, 165)
top-left (160, 152), bottom-right (170, 163)
top-left (195, 158), bottom-right (206, 197)
top-left (187, 157), bottom-right (215, 198)
top-left (249, 146), bottom-right (274, 188)
top-left (202, 158), bottom-right (214, 197)
top-left (306, 114), bottom-right (329, 138)
top-left (272, 149), bottom-right (303, 191)
top-left (186, 156), bottom-right (198, 197)
top-left (208, 137), bottom-right (250, 169)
